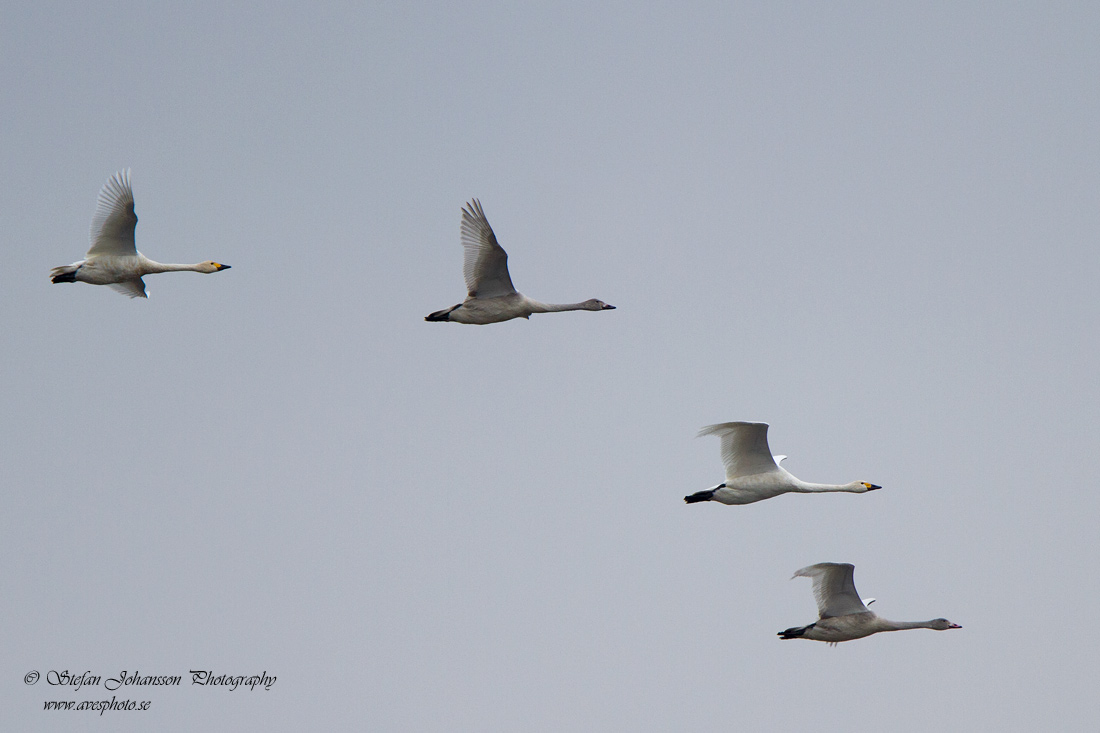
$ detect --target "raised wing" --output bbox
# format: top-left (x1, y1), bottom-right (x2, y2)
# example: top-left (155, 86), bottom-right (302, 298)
top-left (461, 199), bottom-right (516, 299)
top-left (697, 422), bottom-right (780, 480)
top-left (87, 170), bottom-right (138, 257)
top-left (108, 278), bottom-right (148, 299)
top-left (793, 563), bottom-right (870, 619)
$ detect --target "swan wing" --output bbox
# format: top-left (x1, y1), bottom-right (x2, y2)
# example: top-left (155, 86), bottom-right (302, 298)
top-left (793, 563), bottom-right (869, 619)
top-left (461, 199), bottom-right (516, 299)
top-left (108, 278), bottom-right (148, 299)
top-left (86, 170), bottom-right (138, 257)
top-left (698, 422), bottom-right (780, 480)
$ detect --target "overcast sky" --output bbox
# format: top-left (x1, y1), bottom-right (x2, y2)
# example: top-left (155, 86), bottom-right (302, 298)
top-left (3, 2), bottom-right (1099, 730)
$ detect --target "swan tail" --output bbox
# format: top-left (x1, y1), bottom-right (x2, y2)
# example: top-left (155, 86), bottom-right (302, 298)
top-left (50, 264), bottom-right (80, 283)
top-left (684, 489), bottom-right (716, 504)
top-left (778, 623), bottom-right (814, 640)
top-left (425, 304), bottom-right (460, 322)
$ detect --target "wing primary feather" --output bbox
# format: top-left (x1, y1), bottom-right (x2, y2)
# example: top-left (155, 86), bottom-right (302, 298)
top-left (697, 422), bottom-right (779, 479)
top-left (793, 563), bottom-right (868, 618)
top-left (87, 169), bottom-right (138, 257)
top-left (107, 278), bottom-right (148, 299)
top-left (459, 198), bottom-right (515, 299)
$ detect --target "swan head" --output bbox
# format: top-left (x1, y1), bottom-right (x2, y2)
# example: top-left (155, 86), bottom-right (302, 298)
top-left (856, 482), bottom-right (882, 492)
top-left (929, 618), bottom-right (962, 630)
top-left (582, 299), bottom-right (615, 311)
top-left (198, 261), bottom-right (231, 273)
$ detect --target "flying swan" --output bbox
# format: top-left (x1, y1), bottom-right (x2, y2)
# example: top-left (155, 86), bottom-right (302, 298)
top-left (779, 562), bottom-right (961, 644)
top-left (684, 422), bottom-right (881, 505)
top-left (425, 199), bottom-right (615, 324)
top-left (50, 170), bottom-right (230, 298)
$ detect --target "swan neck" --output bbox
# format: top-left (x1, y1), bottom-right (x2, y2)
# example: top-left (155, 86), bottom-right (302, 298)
top-left (144, 260), bottom-right (202, 274)
top-left (879, 619), bottom-right (935, 631)
top-left (527, 300), bottom-right (586, 313)
top-left (793, 480), bottom-right (851, 493)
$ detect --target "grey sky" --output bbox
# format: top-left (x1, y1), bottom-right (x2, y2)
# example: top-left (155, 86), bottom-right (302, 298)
top-left (3, 1), bottom-right (1098, 730)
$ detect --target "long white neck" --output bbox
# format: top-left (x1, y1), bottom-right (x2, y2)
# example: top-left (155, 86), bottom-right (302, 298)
top-left (526, 300), bottom-right (590, 313)
top-left (143, 260), bottom-right (206, 274)
top-left (791, 480), bottom-right (863, 494)
top-left (877, 619), bottom-right (941, 632)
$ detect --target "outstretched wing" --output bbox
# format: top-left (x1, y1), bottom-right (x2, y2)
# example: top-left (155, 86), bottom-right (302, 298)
top-left (793, 563), bottom-right (870, 619)
top-left (86, 170), bottom-right (138, 257)
top-left (697, 422), bottom-right (781, 480)
top-left (108, 278), bottom-right (148, 299)
top-left (461, 199), bottom-right (516, 299)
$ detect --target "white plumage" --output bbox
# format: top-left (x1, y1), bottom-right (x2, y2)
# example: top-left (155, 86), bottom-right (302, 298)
top-left (425, 199), bottom-right (615, 324)
top-left (50, 170), bottom-right (230, 298)
top-left (684, 422), bottom-right (881, 505)
top-left (779, 563), bottom-right (961, 644)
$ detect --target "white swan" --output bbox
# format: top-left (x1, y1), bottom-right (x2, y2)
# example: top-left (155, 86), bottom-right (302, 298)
top-left (425, 199), bottom-right (615, 324)
top-left (684, 422), bottom-right (881, 505)
top-left (779, 563), bottom-right (961, 644)
top-left (50, 170), bottom-right (230, 298)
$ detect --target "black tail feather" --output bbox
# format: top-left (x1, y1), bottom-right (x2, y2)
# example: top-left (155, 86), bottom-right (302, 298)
top-left (425, 304), bottom-right (459, 322)
top-left (778, 623), bottom-right (814, 640)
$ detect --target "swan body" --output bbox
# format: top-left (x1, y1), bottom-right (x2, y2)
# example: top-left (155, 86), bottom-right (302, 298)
top-left (50, 170), bottom-right (230, 298)
top-left (425, 199), bottom-right (614, 324)
top-left (779, 563), bottom-right (961, 645)
top-left (684, 422), bottom-right (880, 505)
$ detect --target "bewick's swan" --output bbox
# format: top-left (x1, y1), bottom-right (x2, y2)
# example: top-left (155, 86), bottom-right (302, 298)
top-left (425, 199), bottom-right (615, 324)
top-left (779, 563), bottom-right (961, 644)
top-left (50, 170), bottom-right (230, 298)
top-left (684, 422), bottom-right (881, 506)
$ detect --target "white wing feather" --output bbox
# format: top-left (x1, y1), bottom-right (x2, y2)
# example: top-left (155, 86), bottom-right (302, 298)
top-left (107, 278), bottom-right (148, 299)
top-left (697, 422), bottom-right (781, 480)
top-left (86, 169), bottom-right (138, 257)
top-left (793, 562), bottom-right (870, 619)
top-left (461, 199), bottom-right (516, 299)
